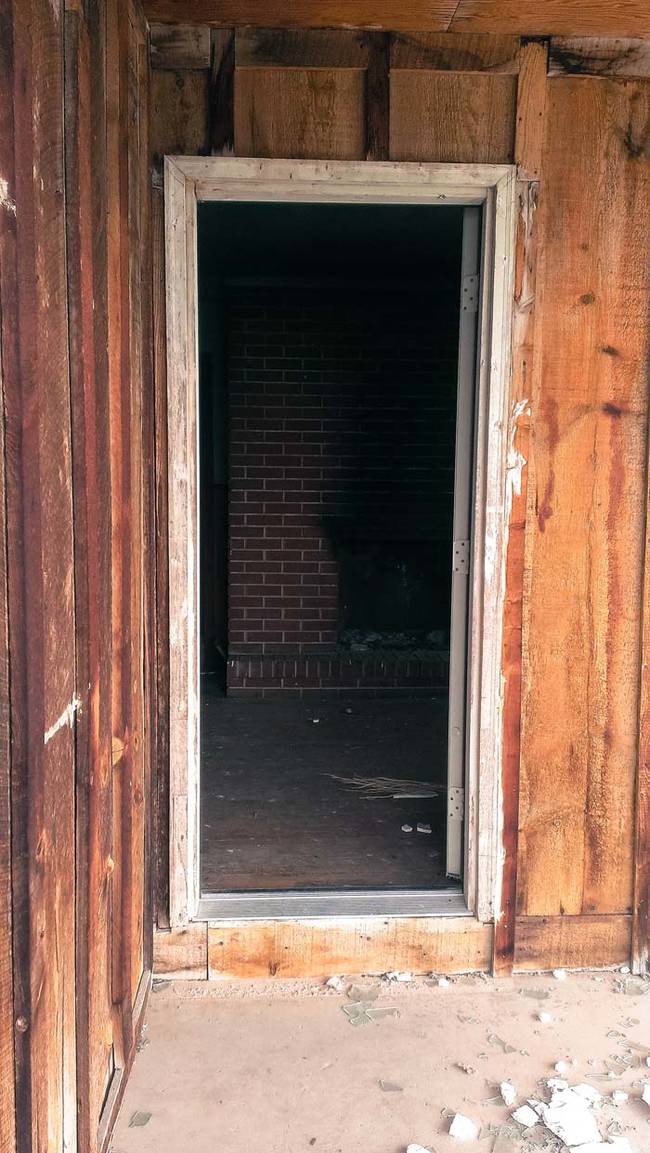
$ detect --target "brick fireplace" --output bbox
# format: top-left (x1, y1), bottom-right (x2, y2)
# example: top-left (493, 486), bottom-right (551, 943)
top-left (219, 281), bottom-right (459, 695)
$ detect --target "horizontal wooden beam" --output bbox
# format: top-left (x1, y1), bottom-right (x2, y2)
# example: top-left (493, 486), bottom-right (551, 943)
top-left (514, 914), bottom-right (632, 971)
top-left (208, 917), bottom-right (493, 979)
top-left (143, 1), bottom-right (650, 37)
top-left (143, 1), bottom-right (456, 31)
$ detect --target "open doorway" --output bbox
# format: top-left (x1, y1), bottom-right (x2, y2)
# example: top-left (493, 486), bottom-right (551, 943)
top-left (197, 200), bottom-right (479, 898)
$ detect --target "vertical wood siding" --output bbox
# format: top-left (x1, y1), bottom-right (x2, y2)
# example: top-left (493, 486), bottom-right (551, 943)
top-left (0, 0), bottom-right (153, 1149)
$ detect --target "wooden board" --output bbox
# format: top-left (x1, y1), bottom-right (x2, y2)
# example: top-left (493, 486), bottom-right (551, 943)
top-left (143, 1), bottom-right (650, 38)
top-left (515, 39), bottom-right (547, 180)
top-left (390, 32), bottom-right (519, 72)
top-left (0, 2), bottom-right (17, 1146)
top-left (518, 78), bottom-right (650, 919)
top-left (5, 2), bottom-right (78, 1148)
top-left (234, 67), bottom-right (366, 159)
top-left (150, 23), bottom-right (211, 69)
top-left (150, 69), bottom-right (210, 161)
top-left (493, 182), bottom-right (538, 975)
top-left (514, 914), bottom-right (632, 970)
top-left (549, 38), bottom-right (650, 77)
top-left (64, 6), bottom-right (117, 1145)
top-left (389, 71), bottom-right (517, 163)
top-left (153, 925), bottom-right (209, 978)
top-left (236, 27), bottom-right (369, 68)
top-left (144, 1), bottom-right (456, 31)
top-left (451, 2), bottom-right (650, 37)
top-left (208, 918), bottom-right (493, 978)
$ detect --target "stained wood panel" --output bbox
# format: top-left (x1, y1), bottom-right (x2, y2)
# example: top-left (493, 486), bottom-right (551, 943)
top-left (4, 1), bottom-right (78, 1148)
top-left (549, 38), bottom-right (650, 77)
top-left (389, 71), bottom-right (517, 162)
top-left (234, 67), bottom-right (366, 159)
top-left (518, 78), bottom-right (650, 919)
top-left (514, 914), bottom-right (632, 970)
top-left (0, 4), bottom-right (17, 1147)
top-left (64, 5), bottom-right (116, 1146)
top-left (208, 918), bottom-right (493, 978)
top-left (390, 31), bottom-right (519, 71)
top-left (150, 23), bottom-right (211, 69)
top-left (151, 70), bottom-right (210, 161)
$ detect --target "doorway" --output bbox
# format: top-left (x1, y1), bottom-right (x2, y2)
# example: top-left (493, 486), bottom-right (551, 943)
top-left (163, 157), bottom-right (515, 927)
top-left (197, 200), bottom-right (479, 897)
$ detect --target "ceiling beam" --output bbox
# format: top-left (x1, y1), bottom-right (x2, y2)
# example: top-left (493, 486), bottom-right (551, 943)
top-left (142, 0), bottom-right (650, 38)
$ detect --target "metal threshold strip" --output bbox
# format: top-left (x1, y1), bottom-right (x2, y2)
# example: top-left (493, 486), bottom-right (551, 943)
top-left (196, 887), bottom-right (467, 922)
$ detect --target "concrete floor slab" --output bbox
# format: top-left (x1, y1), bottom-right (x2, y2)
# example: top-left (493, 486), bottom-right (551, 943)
top-left (112, 971), bottom-right (650, 1153)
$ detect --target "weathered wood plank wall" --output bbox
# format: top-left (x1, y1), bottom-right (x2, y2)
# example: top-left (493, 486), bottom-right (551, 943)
top-left (0, 1), bottom-right (154, 1149)
top-left (149, 27), bottom-right (650, 977)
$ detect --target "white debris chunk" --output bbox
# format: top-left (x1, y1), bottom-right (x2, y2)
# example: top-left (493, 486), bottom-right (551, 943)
top-left (642, 1083), bottom-right (650, 1106)
top-left (401, 824), bottom-right (414, 833)
top-left (449, 1113), bottom-right (479, 1141)
top-left (554, 1061), bottom-right (569, 1075)
top-left (500, 1081), bottom-right (517, 1107)
top-left (572, 1084), bottom-right (602, 1104)
top-left (553, 968), bottom-right (568, 981)
top-left (386, 970), bottom-right (412, 983)
top-left (511, 1105), bottom-right (539, 1128)
top-left (325, 976), bottom-right (346, 992)
top-left (416, 822), bottom-right (432, 834)
top-left (538, 1011), bottom-right (553, 1023)
top-left (611, 1090), bottom-right (628, 1104)
top-left (438, 977), bottom-right (450, 988)
top-left (406, 1145), bottom-right (431, 1153)
top-left (537, 1088), bottom-right (602, 1147)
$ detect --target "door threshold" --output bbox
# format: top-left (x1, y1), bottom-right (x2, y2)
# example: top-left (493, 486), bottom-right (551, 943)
top-left (196, 887), bottom-right (467, 921)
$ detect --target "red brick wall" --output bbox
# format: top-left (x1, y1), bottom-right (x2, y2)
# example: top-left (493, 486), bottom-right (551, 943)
top-left (220, 283), bottom-right (459, 692)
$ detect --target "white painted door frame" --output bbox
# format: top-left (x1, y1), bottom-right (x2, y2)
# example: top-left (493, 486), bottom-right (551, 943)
top-left (164, 157), bottom-right (517, 928)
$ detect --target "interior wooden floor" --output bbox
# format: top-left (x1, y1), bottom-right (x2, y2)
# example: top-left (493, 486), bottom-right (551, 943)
top-left (200, 690), bottom-right (451, 893)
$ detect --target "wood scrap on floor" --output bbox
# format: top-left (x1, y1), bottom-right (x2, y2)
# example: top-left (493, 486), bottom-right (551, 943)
top-left (328, 774), bottom-right (443, 798)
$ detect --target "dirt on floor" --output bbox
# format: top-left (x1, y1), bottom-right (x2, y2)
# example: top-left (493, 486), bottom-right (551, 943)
top-left (111, 970), bottom-right (650, 1153)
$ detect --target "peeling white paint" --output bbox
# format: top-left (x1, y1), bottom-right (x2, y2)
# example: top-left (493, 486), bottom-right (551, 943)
top-left (506, 398), bottom-right (531, 499)
top-left (0, 177), bottom-right (16, 216)
top-left (44, 695), bottom-right (81, 746)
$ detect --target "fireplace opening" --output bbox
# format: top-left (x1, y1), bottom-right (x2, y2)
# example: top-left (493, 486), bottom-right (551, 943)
top-left (197, 200), bottom-right (477, 895)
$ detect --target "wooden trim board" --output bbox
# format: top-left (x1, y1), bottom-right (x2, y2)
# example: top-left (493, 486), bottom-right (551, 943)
top-left (153, 914), bottom-right (634, 979)
top-left (153, 923), bottom-right (209, 979)
top-left (208, 918), bottom-right (493, 978)
top-left (163, 157), bottom-right (517, 930)
top-left (514, 915), bottom-right (632, 971)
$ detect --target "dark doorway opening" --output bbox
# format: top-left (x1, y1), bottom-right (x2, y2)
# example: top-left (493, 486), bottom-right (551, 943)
top-left (197, 201), bottom-right (474, 895)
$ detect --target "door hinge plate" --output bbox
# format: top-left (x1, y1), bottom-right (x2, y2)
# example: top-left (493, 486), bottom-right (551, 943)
top-left (448, 786), bottom-right (464, 822)
top-left (453, 539), bottom-right (470, 574)
top-left (462, 274), bottom-right (479, 313)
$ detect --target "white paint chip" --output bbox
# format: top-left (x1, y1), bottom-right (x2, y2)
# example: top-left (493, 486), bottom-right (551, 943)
top-left (44, 695), bottom-right (81, 745)
top-left (0, 177), bottom-right (16, 216)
